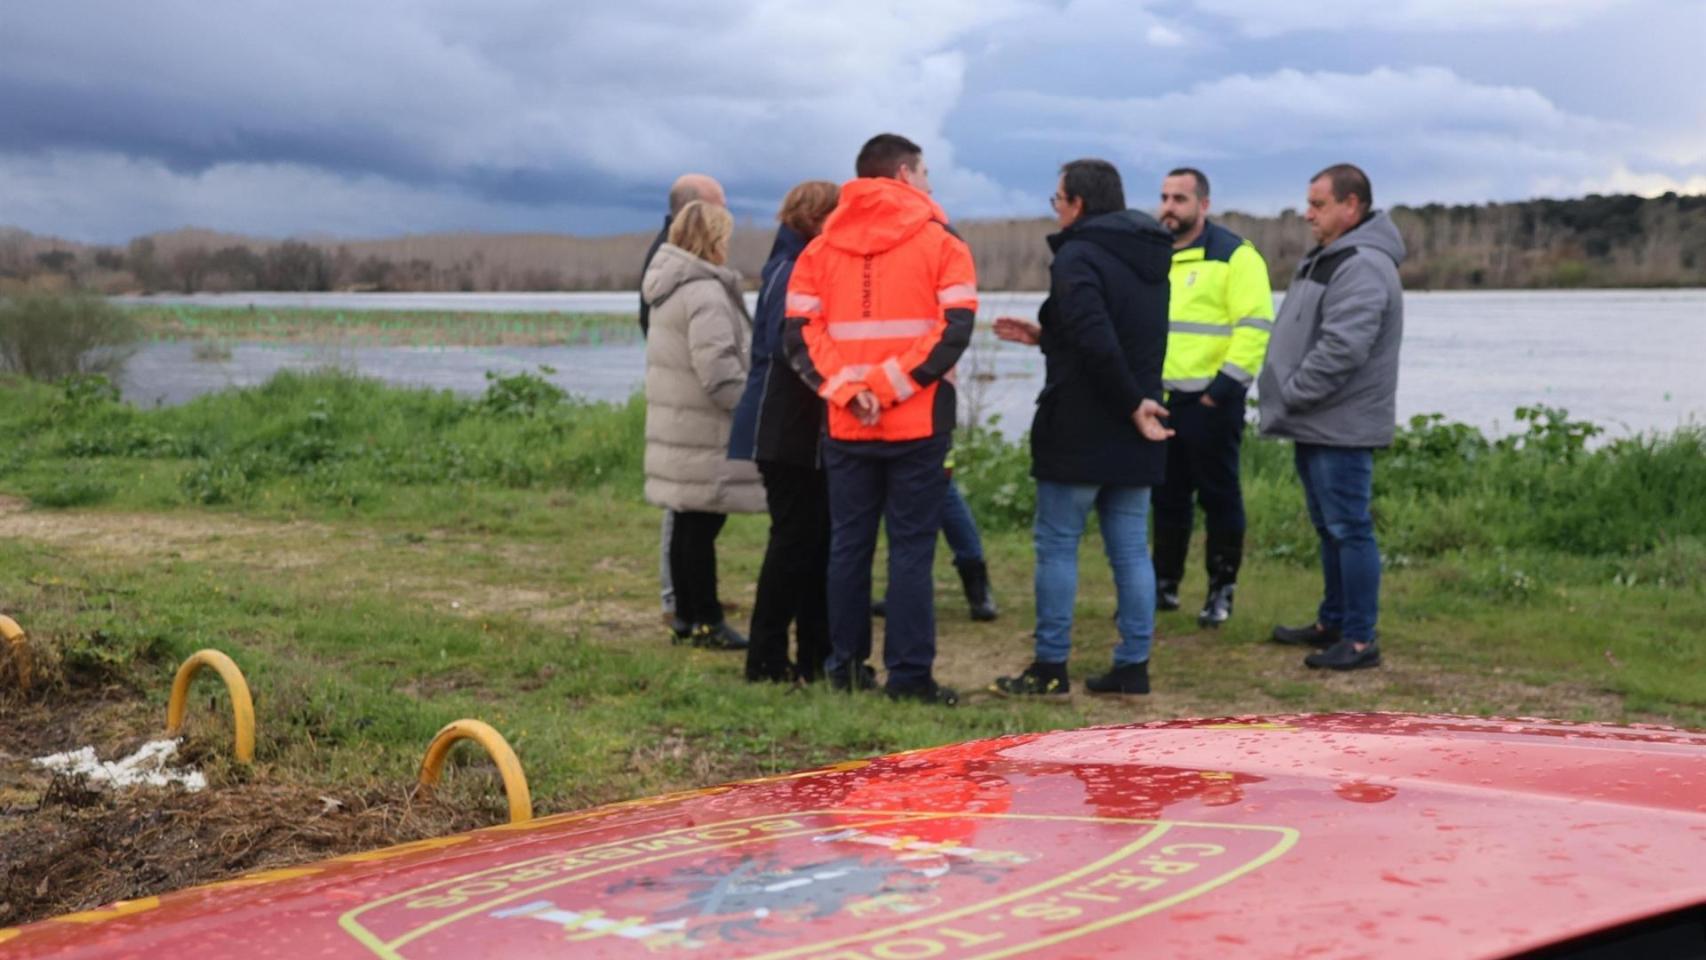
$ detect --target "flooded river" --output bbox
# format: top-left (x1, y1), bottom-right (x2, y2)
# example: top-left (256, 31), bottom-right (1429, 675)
top-left (116, 289), bottom-right (1706, 437)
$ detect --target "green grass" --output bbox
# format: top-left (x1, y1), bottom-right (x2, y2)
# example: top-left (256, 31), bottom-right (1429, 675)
top-left (120, 305), bottom-right (639, 347)
top-left (1, 370), bottom-right (1702, 821)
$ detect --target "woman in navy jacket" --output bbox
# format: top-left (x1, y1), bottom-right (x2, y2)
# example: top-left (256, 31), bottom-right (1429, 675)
top-left (729, 180), bottom-right (840, 683)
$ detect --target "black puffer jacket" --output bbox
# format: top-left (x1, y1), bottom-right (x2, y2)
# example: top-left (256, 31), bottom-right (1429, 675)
top-left (1030, 209), bottom-right (1173, 487)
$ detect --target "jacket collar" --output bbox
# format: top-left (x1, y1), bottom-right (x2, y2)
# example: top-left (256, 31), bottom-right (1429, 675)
top-left (768, 223), bottom-right (809, 262)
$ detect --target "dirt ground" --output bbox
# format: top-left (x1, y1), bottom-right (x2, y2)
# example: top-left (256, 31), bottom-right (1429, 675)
top-left (0, 686), bottom-right (503, 927)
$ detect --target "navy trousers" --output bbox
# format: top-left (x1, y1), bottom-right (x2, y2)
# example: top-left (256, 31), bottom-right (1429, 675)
top-left (822, 434), bottom-right (951, 692)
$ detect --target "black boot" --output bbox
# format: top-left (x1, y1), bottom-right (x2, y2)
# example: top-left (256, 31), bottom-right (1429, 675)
top-left (1198, 529), bottom-right (1243, 628)
top-left (1152, 524), bottom-right (1190, 612)
top-left (956, 558), bottom-right (998, 621)
top-left (989, 660), bottom-right (1069, 697)
top-left (1086, 660), bottom-right (1150, 695)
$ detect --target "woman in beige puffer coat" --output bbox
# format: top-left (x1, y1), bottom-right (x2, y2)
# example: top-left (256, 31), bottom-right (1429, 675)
top-left (641, 200), bottom-right (764, 649)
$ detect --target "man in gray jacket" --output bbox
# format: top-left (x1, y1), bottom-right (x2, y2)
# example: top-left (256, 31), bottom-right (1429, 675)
top-left (1257, 163), bottom-right (1405, 671)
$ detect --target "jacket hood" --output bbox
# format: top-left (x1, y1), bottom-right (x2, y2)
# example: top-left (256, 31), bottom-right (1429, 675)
top-left (818, 178), bottom-right (949, 256)
top-left (1318, 210), bottom-right (1407, 267)
top-left (642, 243), bottom-right (741, 307)
top-left (1049, 209), bottom-right (1175, 282)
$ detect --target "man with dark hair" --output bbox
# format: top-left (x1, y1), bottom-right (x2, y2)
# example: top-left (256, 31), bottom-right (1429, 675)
top-left (638, 173), bottom-right (726, 636)
top-left (988, 159), bottom-right (1174, 697)
top-left (1151, 167), bottom-right (1274, 628)
top-left (855, 133), bottom-right (926, 179)
top-left (783, 133), bottom-right (977, 706)
top-left (1259, 162), bottom-right (1406, 671)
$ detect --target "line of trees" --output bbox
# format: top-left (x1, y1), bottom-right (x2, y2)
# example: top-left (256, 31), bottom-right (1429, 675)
top-left (4, 192), bottom-right (1703, 294)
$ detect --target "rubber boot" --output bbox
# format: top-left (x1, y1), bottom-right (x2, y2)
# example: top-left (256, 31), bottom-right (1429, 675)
top-left (956, 558), bottom-right (998, 622)
top-left (1198, 529), bottom-right (1243, 628)
top-left (1152, 524), bottom-right (1190, 612)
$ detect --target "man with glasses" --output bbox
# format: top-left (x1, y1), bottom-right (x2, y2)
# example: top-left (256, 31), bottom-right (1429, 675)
top-left (989, 159), bottom-right (1173, 697)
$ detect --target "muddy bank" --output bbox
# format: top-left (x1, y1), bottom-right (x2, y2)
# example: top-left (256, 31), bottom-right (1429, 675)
top-left (0, 687), bottom-right (506, 928)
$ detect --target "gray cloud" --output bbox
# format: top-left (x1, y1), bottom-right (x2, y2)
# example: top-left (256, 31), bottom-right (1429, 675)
top-left (0, 0), bottom-right (1700, 241)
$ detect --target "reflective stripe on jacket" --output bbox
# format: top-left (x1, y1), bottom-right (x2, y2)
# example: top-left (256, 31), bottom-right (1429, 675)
top-left (1163, 221), bottom-right (1274, 399)
top-left (782, 177), bottom-right (977, 442)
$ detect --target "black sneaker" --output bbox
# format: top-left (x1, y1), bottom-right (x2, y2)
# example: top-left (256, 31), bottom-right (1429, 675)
top-left (989, 661), bottom-right (1070, 697)
top-left (1270, 622), bottom-right (1341, 647)
top-left (1305, 638), bottom-right (1381, 670)
top-left (689, 621), bottom-right (748, 651)
top-left (829, 663), bottom-right (877, 692)
top-left (668, 616), bottom-right (692, 644)
top-left (1156, 580), bottom-right (1181, 612)
top-left (884, 682), bottom-right (959, 707)
top-left (1197, 583), bottom-right (1235, 628)
top-left (1085, 660), bottom-right (1150, 695)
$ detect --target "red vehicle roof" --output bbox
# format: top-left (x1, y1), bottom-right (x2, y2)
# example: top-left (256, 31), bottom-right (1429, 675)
top-left (5, 712), bottom-right (1705, 959)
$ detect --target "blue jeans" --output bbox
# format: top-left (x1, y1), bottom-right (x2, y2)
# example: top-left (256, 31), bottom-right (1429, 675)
top-left (823, 435), bottom-right (951, 690)
top-left (1293, 443), bottom-right (1380, 642)
top-left (941, 481), bottom-right (983, 564)
top-left (1033, 481), bottom-right (1155, 667)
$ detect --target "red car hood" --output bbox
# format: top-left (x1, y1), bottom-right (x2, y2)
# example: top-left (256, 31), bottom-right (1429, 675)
top-left (5, 712), bottom-right (1705, 959)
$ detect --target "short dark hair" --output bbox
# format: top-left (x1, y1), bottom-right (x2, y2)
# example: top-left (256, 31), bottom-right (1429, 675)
top-left (1312, 163), bottom-right (1372, 210)
top-left (1166, 167), bottom-right (1210, 200)
top-left (856, 133), bottom-right (923, 179)
top-left (1060, 158), bottom-right (1126, 217)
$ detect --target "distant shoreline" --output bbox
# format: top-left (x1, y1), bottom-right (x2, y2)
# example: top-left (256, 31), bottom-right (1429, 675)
top-left (120, 303), bottom-right (640, 347)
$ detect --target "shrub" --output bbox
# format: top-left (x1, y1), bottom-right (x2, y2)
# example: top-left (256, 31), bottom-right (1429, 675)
top-left (953, 418), bottom-right (1035, 531)
top-left (25, 477), bottom-right (116, 508)
top-left (0, 293), bottom-right (141, 382)
top-left (476, 367), bottom-right (567, 418)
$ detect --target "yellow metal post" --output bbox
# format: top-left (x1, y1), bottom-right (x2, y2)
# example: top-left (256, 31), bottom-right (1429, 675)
top-left (165, 649), bottom-right (256, 763)
top-left (418, 719), bottom-right (532, 824)
top-left (0, 615), bottom-right (28, 689)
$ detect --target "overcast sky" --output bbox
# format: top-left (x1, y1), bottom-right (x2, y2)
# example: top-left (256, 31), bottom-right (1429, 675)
top-left (3, 0), bottom-right (1703, 242)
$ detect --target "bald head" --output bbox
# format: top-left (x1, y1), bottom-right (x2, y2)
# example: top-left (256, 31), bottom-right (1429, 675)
top-left (668, 174), bottom-right (726, 214)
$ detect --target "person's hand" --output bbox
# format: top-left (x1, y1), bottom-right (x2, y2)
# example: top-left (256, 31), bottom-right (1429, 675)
top-left (993, 316), bottom-right (1041, 346)
top-left (1200, 394), bottom-right (1218, 408)
top-left (1133, 398), bottom-right (1174, 440)
top-left (850, 389), bottom-right (881, 426)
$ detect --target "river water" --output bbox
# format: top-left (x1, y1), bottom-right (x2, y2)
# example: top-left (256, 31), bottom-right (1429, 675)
top-left (115, 289), bottom-right (1706, 437)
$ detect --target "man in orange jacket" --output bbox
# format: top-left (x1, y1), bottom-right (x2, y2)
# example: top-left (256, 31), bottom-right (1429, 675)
top-left (783, 133), bottom-right (976, 706)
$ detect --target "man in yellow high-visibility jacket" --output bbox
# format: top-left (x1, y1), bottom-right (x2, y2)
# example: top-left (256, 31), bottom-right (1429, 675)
top-left (1153, 167), bottom-right (1274, 627)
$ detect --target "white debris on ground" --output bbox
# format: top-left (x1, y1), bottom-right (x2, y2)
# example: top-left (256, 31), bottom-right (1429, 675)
top-left (32, 738), bottom-right (208, 792)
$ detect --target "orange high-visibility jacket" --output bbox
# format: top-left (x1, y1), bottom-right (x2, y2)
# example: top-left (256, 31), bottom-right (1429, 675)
top-left (782, 177), bottom-right (977, 442)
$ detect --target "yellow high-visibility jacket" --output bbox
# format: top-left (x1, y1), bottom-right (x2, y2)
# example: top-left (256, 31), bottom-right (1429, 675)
top-left (1164, 220), bottom-right (1274, 402)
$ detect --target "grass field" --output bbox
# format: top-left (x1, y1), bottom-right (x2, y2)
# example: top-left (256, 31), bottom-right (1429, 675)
top-left (1, 368), bottom-right (1702, 924)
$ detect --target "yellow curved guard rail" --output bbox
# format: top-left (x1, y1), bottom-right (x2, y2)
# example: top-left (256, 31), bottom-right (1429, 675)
top-left (418, 719), bottom-right (532, 824)
top-left (0, 615), bottom-right (28, 689)
top-left (165, 649), bottom-right (256, 763)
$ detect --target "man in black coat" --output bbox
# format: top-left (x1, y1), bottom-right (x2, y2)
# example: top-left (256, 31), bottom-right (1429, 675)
top-left (638, 173), bottom-right (726, 632)
top-left (989, 158), bottom-right (1173, 697)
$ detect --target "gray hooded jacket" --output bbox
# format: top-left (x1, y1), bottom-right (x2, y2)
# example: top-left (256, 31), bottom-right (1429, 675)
top-left (1257, 211), bottom-right (1407, 448)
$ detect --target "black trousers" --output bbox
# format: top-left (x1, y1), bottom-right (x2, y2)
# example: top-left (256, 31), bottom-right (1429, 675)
top-left (669, 510), bottom-right (728, 626)
top-left (747, 461), bottom-right (831, 681)
top-left (1153, 392), bottom-right (1247, 542)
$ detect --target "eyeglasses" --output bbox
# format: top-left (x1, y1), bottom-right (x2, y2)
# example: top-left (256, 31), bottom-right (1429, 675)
top-left (1049, 192), bottom-right (1067, 210)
